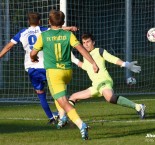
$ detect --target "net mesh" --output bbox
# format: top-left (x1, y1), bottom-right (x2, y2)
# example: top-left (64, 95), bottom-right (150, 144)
top-left (0, 0), bottom-right (155, 103)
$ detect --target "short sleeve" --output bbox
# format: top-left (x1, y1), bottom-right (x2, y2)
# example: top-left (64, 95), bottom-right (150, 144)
top-left (33, 34), bottom-right (43, 51)
top-left (11, 28), bottom-right (27, 44)
top-left (70, 32), bottom-right (80, 47)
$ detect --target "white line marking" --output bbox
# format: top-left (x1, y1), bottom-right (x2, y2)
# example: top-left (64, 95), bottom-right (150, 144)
top-left (0, 118), bottom-right (47, 121)
top-left (87, 119), bottom-right (155, 123)
top-left (0, 117), bottom-right (155, 123)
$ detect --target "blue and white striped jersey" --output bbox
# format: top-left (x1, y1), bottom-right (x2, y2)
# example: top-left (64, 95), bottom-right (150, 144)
top-left (11, 26), bottom-right (48, 71)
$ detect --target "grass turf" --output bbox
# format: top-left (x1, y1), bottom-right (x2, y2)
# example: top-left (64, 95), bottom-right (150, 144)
top-left (0, 96), bottom-right (155, 145)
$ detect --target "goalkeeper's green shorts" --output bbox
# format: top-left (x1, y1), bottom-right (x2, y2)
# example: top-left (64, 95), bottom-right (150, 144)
top-left (88, 80), bottom-right (113, 97)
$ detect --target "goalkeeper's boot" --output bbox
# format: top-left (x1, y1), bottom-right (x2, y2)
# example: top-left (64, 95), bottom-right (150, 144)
top-left (80, 123), bottom-right (89, 140)
top-left (57, 115), bottom-right (68, 129)
top-left (137, 104), bottom-right (146, 119)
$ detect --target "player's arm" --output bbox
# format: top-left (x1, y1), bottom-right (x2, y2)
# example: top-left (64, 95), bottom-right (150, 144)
top-left (62, 26), bottom-right (78, 32)
top-left (0, 29), bottom-right (26, 59)
top-left (0, 42), bottom-right (15, 58)
top-left (30, 49), bottom-right (39, 62)
top-left (70, 33), bottom-right (99, 73)
top-left (75, 44), bottom-right (99, 73)
top-left (30, 34), bottom-right (43, 62)
top-left (100, 48), bottom-right (141, 73)
top-left (120, 60), bottom-right (141, 73)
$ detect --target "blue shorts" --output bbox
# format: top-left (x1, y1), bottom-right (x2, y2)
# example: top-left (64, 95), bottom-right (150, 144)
top-left (28, 68), bottom-right (46, 90)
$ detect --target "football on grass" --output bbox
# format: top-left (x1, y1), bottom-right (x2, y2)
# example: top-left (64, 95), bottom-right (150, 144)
top-left (147, 28), bottom-right (155, 42)
top-left (126, 77), bottom-right (136, 85)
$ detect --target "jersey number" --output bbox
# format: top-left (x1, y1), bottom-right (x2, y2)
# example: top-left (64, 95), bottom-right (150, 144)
top-left (54, 43), bottom-right (62, 61)
top-left (55, 43), bottom-right (66, 69)
top-left (28, 35), bottom-right (37, 50)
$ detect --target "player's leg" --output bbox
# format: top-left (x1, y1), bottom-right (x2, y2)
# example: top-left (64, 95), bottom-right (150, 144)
top-left (69, 86), bottom-right (101, 106)
top-left (97, 80), bottom-right (145, 119)
top-left (37, 90), bottom-right (57, 124)
top-left (102, 88), bottom-right (146, 119)
top-left (54, 100), bottom-right (68, 128)
top-left (69, 89), bottom-right (92, 106)
top-left (115, 94), bottom-right (145, 119)
top-left (28, 68), bottom-right (56, 123)
top-left (46, 69), bottom-right (89, 140)
top-left (57, 96), bottom-right (88, 140)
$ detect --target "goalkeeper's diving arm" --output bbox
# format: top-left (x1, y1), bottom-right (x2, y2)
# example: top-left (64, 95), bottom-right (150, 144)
top-left (102, 49), bottom-right (141, 73)
top-left (117, 59), bottom-right (141, 73)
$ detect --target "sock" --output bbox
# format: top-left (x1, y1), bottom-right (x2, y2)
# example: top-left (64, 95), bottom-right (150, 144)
top-left (67, 108), bottom-right (83, 129)
top-left (117, 96), bottom-right (136, 109)
top-left (135, 104), bottom-right (141, 111)
top-left (38, 93), bottom-right (53, 119)
top-left (54, 100), bottom-right (66, 119)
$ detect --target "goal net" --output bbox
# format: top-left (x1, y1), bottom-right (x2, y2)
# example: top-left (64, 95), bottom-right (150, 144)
top-left (0, 0), bottom-right (60, 102)
top-left (67, 0), bottom-right (155, 96)
top-left (0, 0), bottom-right (155, 103)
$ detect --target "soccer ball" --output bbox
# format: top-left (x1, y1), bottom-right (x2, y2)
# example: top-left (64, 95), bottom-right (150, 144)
top-left (147, 28), bottom-right (155, 42)
top-left (126, 77), bottom-right (136, 85)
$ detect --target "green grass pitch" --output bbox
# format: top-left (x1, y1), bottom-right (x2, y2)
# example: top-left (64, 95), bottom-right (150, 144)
top-left (0, 96), bottom-right (155, 145)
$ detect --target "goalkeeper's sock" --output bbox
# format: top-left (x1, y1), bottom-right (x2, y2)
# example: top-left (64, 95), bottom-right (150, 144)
top-left (116, 96), bottom-right (135, 109)
top-left (69, 100), bottom-right (75, 106)
top-left (54, 100), bottom-right (66, 119)
top-left (67, 108), bottom-right (83, 129)
top-left (135, 104), bottom-right (141, 111)
top-left (38, 93), bottom-right (53, 119)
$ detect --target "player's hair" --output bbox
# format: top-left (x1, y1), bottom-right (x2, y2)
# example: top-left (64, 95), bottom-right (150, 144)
top-left (81, 33), bottom-right (95, 42)
top-left (49, 10), bottom-right (65, 26)
top-left (28, 12), bottom-right (41, 25)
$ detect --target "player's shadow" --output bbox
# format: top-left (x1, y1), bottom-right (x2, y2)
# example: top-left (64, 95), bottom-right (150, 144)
top-left (92, 123), bottom-right (155, 139)
top-left (84, 112), bottom-right (140, 120)
top-left (144, 112), bottom-right (155, 119)
top-left (0, 121), bottom-right (71, 134)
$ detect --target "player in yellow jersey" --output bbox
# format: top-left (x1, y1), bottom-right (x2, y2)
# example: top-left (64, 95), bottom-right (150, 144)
top-left (70, 33), bottom-right (146, 119)
top-left (30, 10), bottom-right (99, 140)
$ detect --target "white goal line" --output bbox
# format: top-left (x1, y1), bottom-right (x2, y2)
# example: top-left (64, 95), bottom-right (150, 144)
top-left (87, 119), bottom-right (155, 123)
top-left (0, 117), bottom-right (155, 123)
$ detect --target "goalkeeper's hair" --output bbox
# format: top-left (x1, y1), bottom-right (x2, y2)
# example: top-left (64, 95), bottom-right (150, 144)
top-left (81, 33), bottom-right (95, 42)
top-left (28, 12), bottom-right (41, 25)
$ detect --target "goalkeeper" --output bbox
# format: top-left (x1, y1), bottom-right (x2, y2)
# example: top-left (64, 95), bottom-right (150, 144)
top-left (70, 33), bottom-right (145, 119)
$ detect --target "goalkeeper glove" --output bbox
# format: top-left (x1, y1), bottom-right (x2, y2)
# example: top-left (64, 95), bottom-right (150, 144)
top-left (122, 61), bottom-right (141, 73)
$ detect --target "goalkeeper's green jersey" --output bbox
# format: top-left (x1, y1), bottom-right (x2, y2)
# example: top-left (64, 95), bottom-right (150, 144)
top-left (82, 48), bottom-right (119, 86)
top-left (34, 29), bottom-right (80, 69)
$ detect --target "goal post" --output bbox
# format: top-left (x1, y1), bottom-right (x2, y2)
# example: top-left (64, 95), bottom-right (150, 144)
top-left (125, 0), bottom-right (132, 79)
top-left (60, 0), bottom-right (67, 26)
top-left (66, 0), bottom-right (155, 96)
